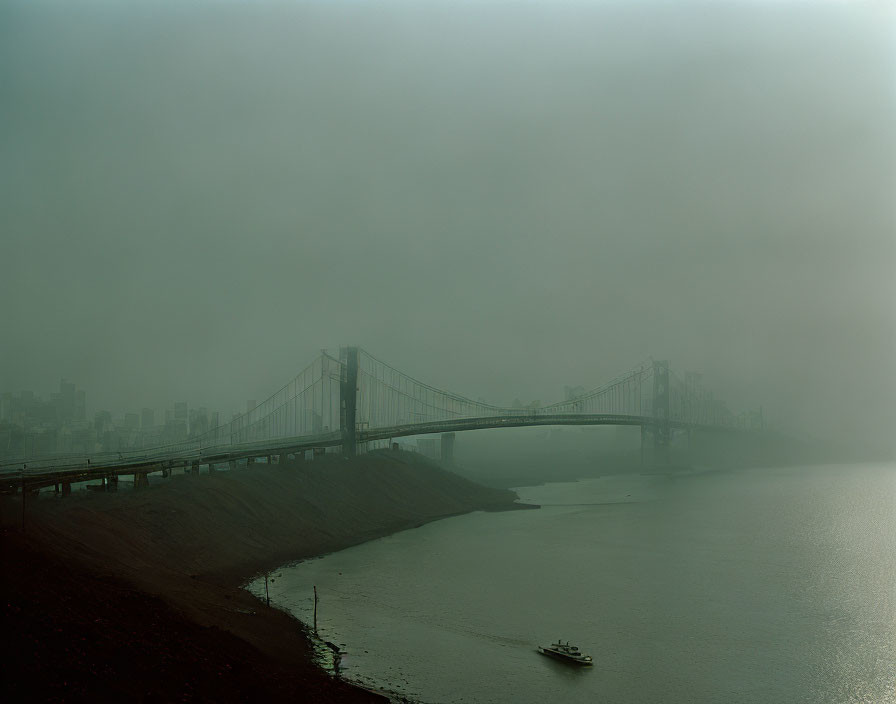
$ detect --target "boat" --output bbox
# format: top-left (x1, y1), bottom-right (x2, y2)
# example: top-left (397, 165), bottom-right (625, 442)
top-left (537, 640), bottom-right (594, 666)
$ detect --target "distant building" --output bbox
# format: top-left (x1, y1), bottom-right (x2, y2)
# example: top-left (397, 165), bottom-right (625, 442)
top-left (59, 419), bottom-right (93, 454)
top-left (75, 389), bottom-right (86, 421)
top-left (94, 410), bottom-right (112, 434)
top-left (49, 379), bottom-right (87, 425)
top-left (141, 408), bottom-right (154, 429)
top-left (189, 407), bottom-right (209, 437)
top-left (164, 418), bottom-right (188, 443)
top-left (59, 380), bottom-right (75, 421)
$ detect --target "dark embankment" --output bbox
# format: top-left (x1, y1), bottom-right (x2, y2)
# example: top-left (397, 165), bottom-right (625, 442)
top-left (1, 450), bottom-right (526, 703)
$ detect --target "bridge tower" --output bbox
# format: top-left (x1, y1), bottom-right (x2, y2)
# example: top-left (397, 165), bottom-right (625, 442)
top-left (652, 360), bottom-right (671, 461)
top-left (340, 346), bottom-right (360, 456)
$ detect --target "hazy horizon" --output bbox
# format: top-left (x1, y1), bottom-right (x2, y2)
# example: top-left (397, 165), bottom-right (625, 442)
top-left (2, 0), bottom-right (894, 457)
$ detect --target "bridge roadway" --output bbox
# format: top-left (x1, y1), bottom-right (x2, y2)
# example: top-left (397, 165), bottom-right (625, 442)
top-left (0, 430), bottom-right (344, 494)
top-left (0, 413), bottom-right (725, 493)
top-left (358, 413), bottom-right (706, 442)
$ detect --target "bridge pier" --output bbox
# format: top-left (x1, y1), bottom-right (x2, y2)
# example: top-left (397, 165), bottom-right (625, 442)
top-left (440, 433), bottom-right (455, 464)
top-left (640, 425), bottom-right (645, 466)
top-left (191, 461), bottom-right (200, 476)
top-left (61, 481), bottom-right (71, 495)
top-left (229, 460), bottom-right (237, 471)
top-left (134, 472), bottom-right (149, 490)
top-left (107, 474), bottom-right (118, 491)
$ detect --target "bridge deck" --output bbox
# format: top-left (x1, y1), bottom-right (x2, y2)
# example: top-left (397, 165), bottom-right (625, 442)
top-left (1, 414), bottom-right (728, 493)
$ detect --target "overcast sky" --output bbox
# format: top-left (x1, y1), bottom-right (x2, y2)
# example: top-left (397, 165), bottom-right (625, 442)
top-left (1, 0), bottom-right (894, 454)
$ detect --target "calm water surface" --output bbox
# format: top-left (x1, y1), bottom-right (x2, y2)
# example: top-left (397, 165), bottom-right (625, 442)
top-left (252, 464), bottom-right (896, 703)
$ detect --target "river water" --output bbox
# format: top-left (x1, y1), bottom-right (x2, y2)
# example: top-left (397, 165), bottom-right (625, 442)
top-left (251, 463), bottom-right (896, 703)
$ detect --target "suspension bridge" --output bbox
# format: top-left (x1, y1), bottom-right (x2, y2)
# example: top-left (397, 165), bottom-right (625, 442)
top-left (0, 347), bottom-right (742, 493)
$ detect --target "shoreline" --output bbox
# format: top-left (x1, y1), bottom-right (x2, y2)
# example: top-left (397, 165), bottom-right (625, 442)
top-left (248, 501), bottom-right (539, 703)
top-left (1, 450), bottom-right (528, 703)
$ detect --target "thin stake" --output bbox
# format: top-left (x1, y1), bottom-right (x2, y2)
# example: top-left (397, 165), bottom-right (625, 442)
top-left (265, 573), bottom-right (270, 606)
top-left (313, 585), bottom-right (318, 634)
top-left (21, 465), bottom-right (26, 532)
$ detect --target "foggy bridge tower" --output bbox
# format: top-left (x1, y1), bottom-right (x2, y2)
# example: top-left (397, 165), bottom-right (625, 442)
top-left (340, 346), bottom-right (360, 456)
top-left (652, 360), bottom-right (671, 462)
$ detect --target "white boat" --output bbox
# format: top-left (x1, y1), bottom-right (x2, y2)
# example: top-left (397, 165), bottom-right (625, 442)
top-left (537, 640), bottom-right (594, 666)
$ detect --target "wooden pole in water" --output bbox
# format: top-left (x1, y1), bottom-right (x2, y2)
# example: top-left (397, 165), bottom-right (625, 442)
top-left (264, 574), bottom-right (270, 606)
top-left (313, 585), bottom-right (318, 634)
top-left (21, 465), bottom-right (27, 532)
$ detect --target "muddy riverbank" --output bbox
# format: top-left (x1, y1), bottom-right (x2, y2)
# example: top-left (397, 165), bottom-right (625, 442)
top-left (1, 450), bottom-right (528, 703)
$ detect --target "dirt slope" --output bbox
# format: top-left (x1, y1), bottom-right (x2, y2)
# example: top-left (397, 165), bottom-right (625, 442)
top-left (1, 450), bottom-right (526, 703)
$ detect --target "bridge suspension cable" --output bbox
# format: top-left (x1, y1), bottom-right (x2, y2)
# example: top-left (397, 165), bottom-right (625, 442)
top-left (1, 347), bottom-right (739, 474)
